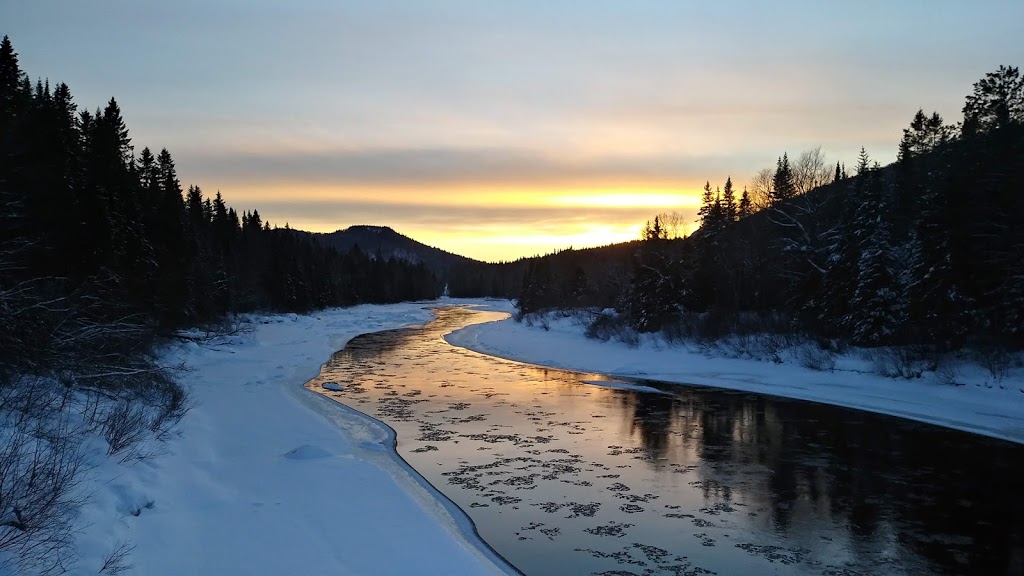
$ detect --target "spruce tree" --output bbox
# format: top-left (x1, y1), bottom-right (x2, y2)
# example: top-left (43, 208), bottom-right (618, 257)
top-left (738, 188), bottom-right (752, 219)
top-left (961, 65), bottom-right (1024, 136)
top-left (697, 181), bottom-right (714, 229)
top-left (0, 35), bottom-right (27, 123)
top-left (622, 218), bottom-right (685, 332)
top-left (723, 176), bottom-right (737, 223)
top-left (849, 166), bottom-right (902, 345)
top-left (770, 153), bottom-right (796, 203)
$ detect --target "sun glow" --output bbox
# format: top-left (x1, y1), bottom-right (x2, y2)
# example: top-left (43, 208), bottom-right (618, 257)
top-left (411, 222), bottom-right (645, 260)
top-left (201, 180), bottom-right (703, 261)
top-left (547, 191), bottom-right (701, 209)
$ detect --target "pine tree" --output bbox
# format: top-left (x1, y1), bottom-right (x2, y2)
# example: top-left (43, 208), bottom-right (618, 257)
top-left (855, 147), bottom-right (870, 175)
top-left (770, 153), bottom-right (796, 203)
top-left (622, 219), bottom-right (685, 332)
top-left (722, 176), bottom-right (737, 223)
top-left (962, 65), bottom-right (1024, 136)
top-left (517, 259), bottom-right (552, 314)
top-left (0, 35), bottom-right (27, 123)
top-left (186, 185), bottom-right (205, 225)
top-left (738, 188), bottom-right (752, 219)
top-left (899, 110), bottom-right (952, 161)
top-left (697, 181), bottom-right (714, 229)
top-left (817, 177), bottom-right (861, 337)
top-left (848, 166), bottom-right (902, 345)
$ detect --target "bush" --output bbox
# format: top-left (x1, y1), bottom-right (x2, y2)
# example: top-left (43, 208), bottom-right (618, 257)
top-left (972, 345), bottom-right (1017, 384)
top-left (867, 347), bottom-right (932, 379)
top-left (935, 361), bottom-right (964, 386)
top-left (0, 377), bottom-right (85, 576)
top-left (585, 313), bottom-right (640, 347)
top-left (795, 343), bottom-right (836, 372)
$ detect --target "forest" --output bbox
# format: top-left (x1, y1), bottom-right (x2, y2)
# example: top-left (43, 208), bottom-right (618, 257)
top-left (0, 35), bottom-right (438, 571)
top-left (506, 65), bottom-right (1024, 357)
top-left (0, 33), bottom-right (442, 367)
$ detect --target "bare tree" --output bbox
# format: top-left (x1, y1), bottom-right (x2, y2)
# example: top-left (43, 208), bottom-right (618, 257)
top-left (792, 147), bottom-right (833, 195)
top-left (654, 211), bottom-right (688, 239)
top-left (747, 167), bottom-right (775, 212)
top-left (98, 541), bottom-right (135, 575)
top-left (0, 378), bottom-right (86, 576)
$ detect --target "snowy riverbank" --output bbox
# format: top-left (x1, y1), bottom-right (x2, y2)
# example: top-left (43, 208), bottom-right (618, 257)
top-left (446, 300), bottom-right (1024, 445)
top-left (43, 297), bottom-right (1024, 575)
top-left (62, 302), bottom-right (517, 576)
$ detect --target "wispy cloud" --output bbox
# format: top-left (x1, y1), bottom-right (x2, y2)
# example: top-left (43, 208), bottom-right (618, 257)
top-left (178, 146), bottom-right (747, 188)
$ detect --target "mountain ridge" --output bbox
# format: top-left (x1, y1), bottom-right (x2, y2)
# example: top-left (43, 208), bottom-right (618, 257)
top-left (312, 225), bottom-right (482, 280)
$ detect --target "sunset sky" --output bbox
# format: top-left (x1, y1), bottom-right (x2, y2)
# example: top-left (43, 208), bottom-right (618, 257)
top-left (4, 1), bottom-right (1023, 261)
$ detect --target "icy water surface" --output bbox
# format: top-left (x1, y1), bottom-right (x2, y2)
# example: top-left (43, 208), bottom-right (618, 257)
top-left (306, 306), bottom-right (1024, 576)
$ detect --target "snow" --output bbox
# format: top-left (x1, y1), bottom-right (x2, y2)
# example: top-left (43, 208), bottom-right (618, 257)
top-left (60, 302), bottom-right (517, 576)
top-left (445, 300), bottom-right (1024, 445)
top-left (24, 297), bottom-right (1024, 574)
top-left (579, 380), bottom-right (669, 395)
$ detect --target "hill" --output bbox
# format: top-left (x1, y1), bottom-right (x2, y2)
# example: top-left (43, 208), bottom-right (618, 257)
top-left (313, 226), bottom-right (480, 281)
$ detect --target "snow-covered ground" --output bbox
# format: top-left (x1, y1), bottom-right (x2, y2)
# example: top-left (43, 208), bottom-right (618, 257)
top-left (63, 302), bottom-right (517, 576)
top-left (28, 297), bottom-right (1024, 575)
top-left (446, 300), bottom-right (1024, 445)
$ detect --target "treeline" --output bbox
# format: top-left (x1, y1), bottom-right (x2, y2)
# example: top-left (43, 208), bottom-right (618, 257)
top-left (0, 34), bottom-right (439, 338)
top-left (517, 66), bottom-right (1024, 351)
top-left (0, 35), bottom-right (435, 571)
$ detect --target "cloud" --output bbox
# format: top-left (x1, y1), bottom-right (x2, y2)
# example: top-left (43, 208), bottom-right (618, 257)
top-left (178, 146), bottom-right (751, 188)
top-left (249, 198), bottom-right (683, 231)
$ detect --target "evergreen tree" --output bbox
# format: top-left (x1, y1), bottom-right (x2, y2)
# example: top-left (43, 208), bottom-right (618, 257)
top-left (621, 218), bottom-right (686, 332)
top-left (517, 259), bottom-right (552, 314)
top-left (855, 147), bottom-right (870, 175)
top-left (738, 188), bottom-right (752, 219)
top-left (770, 153), bottom-right (796, 203)
top-left (962, 65), bottom-right (1024, 136)
top-left (697, 181), bottom-right (714, 228)
top-left (848, 166), bottom-right (902, 345)
top-left (722, 176), bottom-right (737, 222)
top-left (186, 185), bottom-right (205, 225)
top-left (0, 35), bottom-right (27, 123)
top-left (899, 110), bottom-right (952, 161)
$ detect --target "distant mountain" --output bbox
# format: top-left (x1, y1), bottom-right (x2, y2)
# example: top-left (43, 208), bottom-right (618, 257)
top-left (313, 225), bottom-right (480, 280)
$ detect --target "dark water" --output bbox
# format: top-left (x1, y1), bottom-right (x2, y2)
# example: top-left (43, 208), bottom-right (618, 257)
top-left (306, 306), bottom-right (1024, 576)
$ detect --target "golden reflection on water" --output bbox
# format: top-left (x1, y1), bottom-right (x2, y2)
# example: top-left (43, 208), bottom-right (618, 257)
top-left (305, 306), bottom-right (1024, 576)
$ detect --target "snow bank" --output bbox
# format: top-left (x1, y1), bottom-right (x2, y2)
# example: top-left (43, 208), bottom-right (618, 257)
top-left (446, 301), bottom-right (1024, 445)
top-left (65, 302), bottom-right (517, 576)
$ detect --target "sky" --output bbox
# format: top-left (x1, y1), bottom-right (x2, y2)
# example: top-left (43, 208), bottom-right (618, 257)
top-left (3, 1), bottom-right (1023, 261)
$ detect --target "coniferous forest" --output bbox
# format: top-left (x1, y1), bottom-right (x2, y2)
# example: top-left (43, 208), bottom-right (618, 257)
top-left (510, 65), bottom-right (1024, 357)
top-left (0, 36), bottom-right (439, 569)
top-left (0, 34), bottom-right (439, 361)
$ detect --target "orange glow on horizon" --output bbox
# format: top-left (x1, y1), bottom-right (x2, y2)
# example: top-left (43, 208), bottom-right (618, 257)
top-left (214, 182), bottom-right (704, 209)
top-left (200, 180), bottom-right (703, 262)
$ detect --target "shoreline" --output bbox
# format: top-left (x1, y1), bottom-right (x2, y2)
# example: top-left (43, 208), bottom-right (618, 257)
top-left (296, 361), bottom-right (523, 576)
top-left (68, 301), bottom-right (517, 576)
top-left (443, 300), bottom-right (1024, 446)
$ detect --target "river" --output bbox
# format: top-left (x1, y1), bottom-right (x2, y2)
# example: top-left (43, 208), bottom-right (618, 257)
top-left (305, 306), bottom-right (1024, 576)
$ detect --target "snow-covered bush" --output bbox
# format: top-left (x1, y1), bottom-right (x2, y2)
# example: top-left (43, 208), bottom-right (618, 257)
top-left (0, 377), bottom-right (85, 575)
top-left (972, 346), bottom-right (1017, 384)
top-left (935, 362), bottom-right (964, 387)
top-left (866, 347), bottom-right (932, 379)
top-left (795, 343), bottom-right (836, 372)
top-left (585, 312), bottom-right (639, 347)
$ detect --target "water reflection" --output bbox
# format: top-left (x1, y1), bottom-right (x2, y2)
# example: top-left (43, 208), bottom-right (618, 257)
top-left (307, 306), bottom-right (1024, 576)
